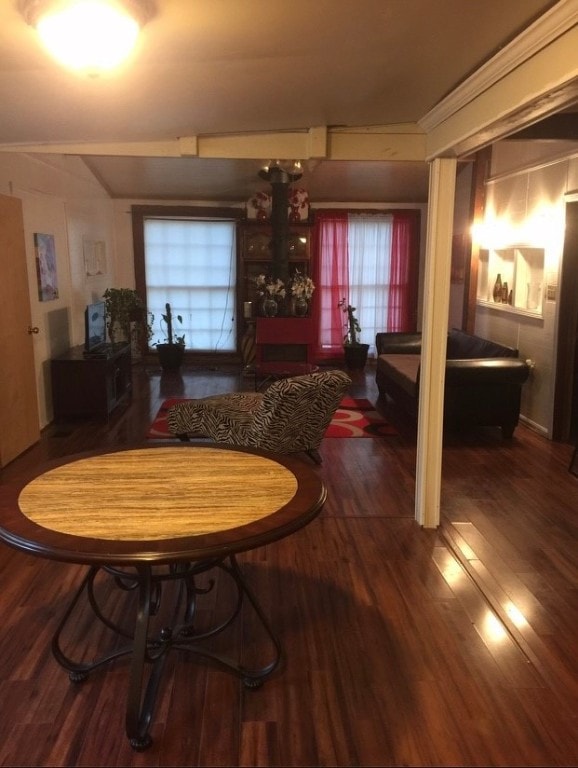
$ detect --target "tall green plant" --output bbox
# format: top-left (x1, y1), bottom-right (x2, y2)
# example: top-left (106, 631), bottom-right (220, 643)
top-left (338, 298), bottom-right (362, 345)
top-left (157, 303), bottom-right (185, 346)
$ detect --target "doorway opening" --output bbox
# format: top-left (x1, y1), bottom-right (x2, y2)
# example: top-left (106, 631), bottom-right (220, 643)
top-left (552, 199), bottom-right (578, 442)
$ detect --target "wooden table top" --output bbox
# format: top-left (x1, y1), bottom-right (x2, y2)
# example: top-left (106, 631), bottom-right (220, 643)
top-left (0, 444), bottom-right (326, 566)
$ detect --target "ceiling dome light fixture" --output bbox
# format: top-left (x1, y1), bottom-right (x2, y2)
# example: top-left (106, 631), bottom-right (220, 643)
top-left (21, 0), bottom-right (154, 76)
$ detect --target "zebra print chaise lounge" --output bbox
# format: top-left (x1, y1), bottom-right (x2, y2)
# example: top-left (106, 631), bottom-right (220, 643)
top-left (166, 369), bottom-right (352, 464)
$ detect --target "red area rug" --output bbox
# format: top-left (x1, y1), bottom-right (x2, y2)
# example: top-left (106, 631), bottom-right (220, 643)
top-left (147, 398), bottom-right (190, 439)
top-left (324, 397), bottom-right (398, 438)
top-left (147, 396), bottom-right (397, 439)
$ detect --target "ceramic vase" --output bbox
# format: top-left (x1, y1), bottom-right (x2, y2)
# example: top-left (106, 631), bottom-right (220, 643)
top-left (262, 297), bottom-right (278, 317)
top-left (293, 297), bottom-right (308, 317)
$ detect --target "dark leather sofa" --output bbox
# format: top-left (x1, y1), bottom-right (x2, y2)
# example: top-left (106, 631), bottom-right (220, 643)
top-left (375, 328), bottom-right (530, 438)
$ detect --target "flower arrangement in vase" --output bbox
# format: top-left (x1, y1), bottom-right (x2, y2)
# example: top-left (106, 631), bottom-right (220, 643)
top-left (289, 270), bottom-right (315, 316)
top-left (254, 274), bottom-right (286, 316)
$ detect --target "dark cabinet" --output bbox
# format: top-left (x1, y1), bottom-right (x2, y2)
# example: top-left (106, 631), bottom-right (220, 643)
top-left (51, 344), bottom-right (132, 420)
top-left (239, 221), bottom-right (312, 313)
top-left (237, 220), bottom-right (314, 370)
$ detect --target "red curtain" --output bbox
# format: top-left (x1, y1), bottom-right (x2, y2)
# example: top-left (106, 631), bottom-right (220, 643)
top-left (312, 209), bottom-right (420, 360)
top-left (388, 210), bottom-right (420, 332)
top-left (312, 210), bottom-right (349, 360)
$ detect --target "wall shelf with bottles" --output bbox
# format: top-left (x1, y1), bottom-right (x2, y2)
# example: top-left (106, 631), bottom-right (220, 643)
top-left (477, 247), bottom-right (544, 318)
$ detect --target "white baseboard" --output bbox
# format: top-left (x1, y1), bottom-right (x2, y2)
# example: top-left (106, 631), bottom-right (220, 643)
top-left (519, 414), bottom-right (549, 438)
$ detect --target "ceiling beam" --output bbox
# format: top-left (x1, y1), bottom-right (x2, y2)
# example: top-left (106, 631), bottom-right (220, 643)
top-left (0, 124), bottom-right (426, 163)
top-left (0, 140), bottom-right (182, 158)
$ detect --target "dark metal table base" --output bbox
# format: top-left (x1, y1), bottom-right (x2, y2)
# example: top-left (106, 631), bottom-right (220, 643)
top-left (51, 555), bottom-right (281, 751)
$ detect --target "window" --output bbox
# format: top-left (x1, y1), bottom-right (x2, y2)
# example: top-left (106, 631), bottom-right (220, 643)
top-left (347, 213), bottom-right (393, 355)
top-left (143, 217), bottom-right (237, 352)
top-left (313, 210), bottom-right (419, 359)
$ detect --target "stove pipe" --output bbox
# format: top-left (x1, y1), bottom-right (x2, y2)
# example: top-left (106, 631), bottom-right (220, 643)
top-left (258, 164), bottom-right (302, 283)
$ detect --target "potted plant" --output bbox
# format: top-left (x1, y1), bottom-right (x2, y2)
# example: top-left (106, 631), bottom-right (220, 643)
top-left (339, 298), bottom-right (369, 369)
top-left (154, 303), bottom-right (185, 370)
top-left (103, 287), bottom-right (151, 346)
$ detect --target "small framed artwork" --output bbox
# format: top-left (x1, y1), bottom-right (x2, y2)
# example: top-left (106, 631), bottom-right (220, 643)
top-left (84, 238), bottom-right (107, 277)
top-left (34, 233), bottom-right (59, 301)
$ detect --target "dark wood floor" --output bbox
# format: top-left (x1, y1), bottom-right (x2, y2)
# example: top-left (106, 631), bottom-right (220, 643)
top-left (0, 361), bottom-right (576, 767)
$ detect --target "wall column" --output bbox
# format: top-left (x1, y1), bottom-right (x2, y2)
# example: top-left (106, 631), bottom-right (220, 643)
top-left (415, 157), bottom-right (456, 528)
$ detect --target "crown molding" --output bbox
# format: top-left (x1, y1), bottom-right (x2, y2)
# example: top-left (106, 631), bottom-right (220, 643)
top-left (419, 0), bottom-right (578, 132)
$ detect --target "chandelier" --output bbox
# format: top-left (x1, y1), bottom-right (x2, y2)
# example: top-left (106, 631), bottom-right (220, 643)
top-left (259, 160), bottom-right (303, 184)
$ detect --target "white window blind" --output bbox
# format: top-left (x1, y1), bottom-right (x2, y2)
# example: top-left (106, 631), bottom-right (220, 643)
top-left (144, 218), bottom-right (236, 352)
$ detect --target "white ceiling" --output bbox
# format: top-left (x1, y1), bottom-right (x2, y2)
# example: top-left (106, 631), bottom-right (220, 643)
top-left (0, 0), bottom-right (562, 202)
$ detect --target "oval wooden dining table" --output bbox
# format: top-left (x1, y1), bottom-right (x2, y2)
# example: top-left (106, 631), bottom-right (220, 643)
top-left (0, 443), bottom-right (327, 751)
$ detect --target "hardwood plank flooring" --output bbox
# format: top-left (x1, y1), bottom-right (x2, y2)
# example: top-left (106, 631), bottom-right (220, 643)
top-left (0, 361), bottom-right (576, 766)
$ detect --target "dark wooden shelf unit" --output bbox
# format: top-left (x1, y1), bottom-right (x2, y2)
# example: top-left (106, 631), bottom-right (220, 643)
top-left (238, 220), bottom-right (313, 313)
top-left (237, 220), bottom-right (313, 368)
top-left (51, 343), bottom-right (132, 420)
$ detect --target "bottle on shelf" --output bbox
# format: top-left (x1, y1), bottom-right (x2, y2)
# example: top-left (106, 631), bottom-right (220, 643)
top-left (492, 273), bottom-right (502, 302)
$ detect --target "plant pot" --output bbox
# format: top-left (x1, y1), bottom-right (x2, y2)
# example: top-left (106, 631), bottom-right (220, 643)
top-left (343, 343), bottom-right (369, 370)
top-left (156, 343), bottom-right (185, 371)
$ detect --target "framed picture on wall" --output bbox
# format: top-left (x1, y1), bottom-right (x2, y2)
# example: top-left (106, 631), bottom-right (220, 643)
top-left (84, 238), bottom-right (107, 277)
top-left (34, 232), bottom-right (59, 301)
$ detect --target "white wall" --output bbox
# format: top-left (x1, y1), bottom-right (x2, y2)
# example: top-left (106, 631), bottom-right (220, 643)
top-left (0, 153), bottom-right (116, 427)
top-left (474, 140), bottom-right (578, 436)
